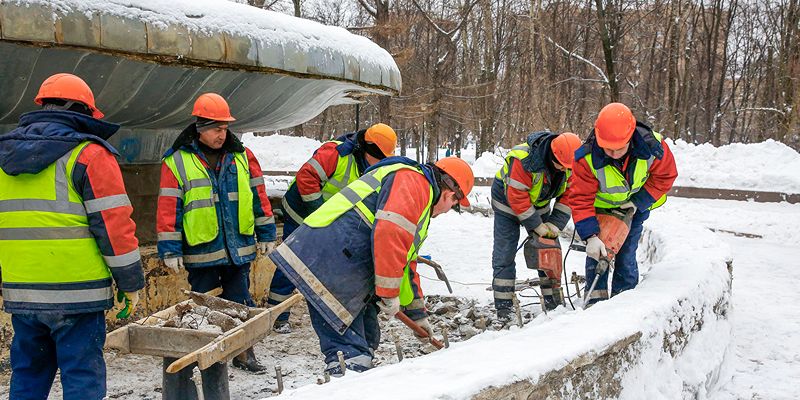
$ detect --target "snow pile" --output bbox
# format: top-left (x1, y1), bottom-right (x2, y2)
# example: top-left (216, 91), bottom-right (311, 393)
top-left (15, 0), bottom-right (398, 83)
top-left (268, 213), bottom-right (733, 399)
top-left (471, 151), bottom-right (505, 178)
top-left (244, 133), bottom-right (321, 172)
top-left (670, 138), bottom-right (800, 193)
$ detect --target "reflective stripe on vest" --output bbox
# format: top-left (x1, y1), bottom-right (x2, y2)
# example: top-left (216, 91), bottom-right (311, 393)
top-left (0, 141), bottom-right (120, 307)
top-left (304, 164), bottom-right (434, 306)
top-left (495, 144), bottom-right (568, 209)
top-left (164, 150), bottom-right (254, 246)
top-left (585, 131), bottom-right (667, 210)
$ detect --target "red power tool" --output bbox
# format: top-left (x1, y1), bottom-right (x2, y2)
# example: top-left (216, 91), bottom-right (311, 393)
top-left (582, 207), bottom-right (636, 306)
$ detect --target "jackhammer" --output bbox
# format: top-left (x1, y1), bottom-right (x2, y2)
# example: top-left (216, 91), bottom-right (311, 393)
top-left (582, 207), bottom-right (636, 307)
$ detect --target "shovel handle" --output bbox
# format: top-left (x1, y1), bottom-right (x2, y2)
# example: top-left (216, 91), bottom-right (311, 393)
top-left (395, 312), bottom-right (444, 349)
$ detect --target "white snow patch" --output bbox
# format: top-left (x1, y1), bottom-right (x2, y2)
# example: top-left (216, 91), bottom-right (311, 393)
top-left (670, 138), bottom-right (800, 193)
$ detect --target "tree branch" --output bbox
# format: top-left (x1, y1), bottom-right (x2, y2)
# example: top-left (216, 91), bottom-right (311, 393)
top-left (542, 34), bottom-right (609, 84)
top-left (357, 0), bottom-right (377, 18)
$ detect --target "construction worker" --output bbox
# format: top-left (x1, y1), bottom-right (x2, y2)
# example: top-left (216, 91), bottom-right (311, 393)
top-left (491, 131), bottom-right (582, 320)
top-left (0, 73), bottom-right (144, 399)
top-left (269, 156), bottom-right (474, 376)
top-left (156, 92), bottom-right (277, 372)
top-left (268, 123), bottom-right (397, 333)
top-left (570, 103), bottom-right (677, 306)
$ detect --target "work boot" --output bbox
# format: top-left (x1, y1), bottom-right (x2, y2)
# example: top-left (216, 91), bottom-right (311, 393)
top-left (542, 289), bottom-right (565, 311)
top-left (273, 319), bottom-right (292, 334)
top-left (492, 308), bottom-right (513, 330)
top-left (232, 347), bottom-right (267, 373)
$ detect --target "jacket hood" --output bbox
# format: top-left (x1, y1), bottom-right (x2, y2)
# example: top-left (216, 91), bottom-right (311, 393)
top-left (586, 120), bottom-right (664, 170)
top-left (335, 130), bottom-right (370, 174)
top-left (0, 110), bottom-right (120, 175)
top-left (163, 123), bottom-right (245, 158)
top-left (520, 130), bottom-right (559, 173)
top-left (365, 156), bottom-right (440, 202)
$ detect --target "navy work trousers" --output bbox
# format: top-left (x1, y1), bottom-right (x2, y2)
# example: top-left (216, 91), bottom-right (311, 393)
top-left (187, 262), bottom-right (255, 307)
top-left (584, 210), bottom-right (649, 305)
top-left (10, 311), bottom-right (106, 400)
top-left (267, 218), bottom-right (300, 321)
top-left (307, 299), bottom-right (380, 372)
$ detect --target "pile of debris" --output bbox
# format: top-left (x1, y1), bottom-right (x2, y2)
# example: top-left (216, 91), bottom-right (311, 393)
top-left (157, 291), bottom-right (251, 335)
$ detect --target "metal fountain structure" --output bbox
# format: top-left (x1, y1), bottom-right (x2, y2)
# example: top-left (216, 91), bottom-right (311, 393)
top-left (0, 1), bottom-right (401, 241)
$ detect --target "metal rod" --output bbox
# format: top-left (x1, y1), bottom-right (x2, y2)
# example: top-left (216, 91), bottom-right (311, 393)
top-left (337, 351), bottom-right (346, 376)
top-left (512, 295), bottom-right (523, 328)
top-left (275, 366), bottom-right (284, 394)
top-left (395, 341), bottom-right (404, 362)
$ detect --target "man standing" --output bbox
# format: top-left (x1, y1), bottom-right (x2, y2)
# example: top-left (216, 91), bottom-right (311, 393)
top-left (491, 131), bottom-right (582, 319)
top-left (269, 156), bottom-right (474, 376)
top-left (156, 92), bottom-right (277, 372)
top-left (268, 123), bottom-right (397, 333)
top-left (0, 73), bottom-right (144, 399)
top-left (570, 103), bottom-right (677, 306)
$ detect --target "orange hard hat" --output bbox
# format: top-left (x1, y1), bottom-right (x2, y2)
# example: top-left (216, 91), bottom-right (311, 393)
top-left (192, 93), bottom-right (236, 122)
top-left (594, 103), bottom-right (636, 149)
top-left (550, 132), bottom-right (582, 168)
top-left (364, 123), bottom-right (397, 157)
top-left (34, 73), bottom-right (104, 119)
top-left (435, 157), bottom-right (474, 207)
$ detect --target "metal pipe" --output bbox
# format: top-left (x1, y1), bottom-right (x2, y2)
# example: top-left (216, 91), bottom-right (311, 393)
top-left (275, 366), bottom-right (284, 394)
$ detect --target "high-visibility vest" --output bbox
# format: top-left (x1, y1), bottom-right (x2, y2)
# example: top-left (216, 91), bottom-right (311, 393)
top-left (163, 150), bottom-right (254, 246)
top-left (304, 163), bottom-right (433, 306)
top-left (282, 140), bottom-right (360, 224)
top-left (584, 131), bottom-right (667, 210)
top-left (0, 141), bottom-right (115, 308)
top-left (495, 143), bottom-right (569, 208)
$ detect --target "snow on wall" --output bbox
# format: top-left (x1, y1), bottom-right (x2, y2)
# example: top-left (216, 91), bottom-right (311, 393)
top-left (267, 214), bottom-right (732, 399)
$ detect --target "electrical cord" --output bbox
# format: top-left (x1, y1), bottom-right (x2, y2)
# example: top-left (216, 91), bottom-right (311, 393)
top-left (563, 229), bottom-right (578, 310)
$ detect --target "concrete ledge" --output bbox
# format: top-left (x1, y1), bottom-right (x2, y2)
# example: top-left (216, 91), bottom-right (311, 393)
top-left (270, 213), bottom-right (732, 399)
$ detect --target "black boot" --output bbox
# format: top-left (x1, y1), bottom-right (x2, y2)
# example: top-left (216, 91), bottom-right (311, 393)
top-left (232, 347), bottom-right (267, 373)
top-left (543, 288), bottom-right (565, 311)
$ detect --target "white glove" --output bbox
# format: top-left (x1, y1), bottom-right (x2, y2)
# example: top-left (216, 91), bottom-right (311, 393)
top-left (544, 222), bottom-right (561, 238)
top-left (377, 296), bottom-right (401, 318)
top-left (533, 223), bottom-right (551, 238)
top-left (164, 257), bottom-right (184, 273)
top-left (414, 317), bottom-right (435, 342)
top-left (257, 242), bottom-right (276, 256)
top-left (585, 236), bottom-right (608, 261)
top-left (620, 201), bottom-right (637, 212)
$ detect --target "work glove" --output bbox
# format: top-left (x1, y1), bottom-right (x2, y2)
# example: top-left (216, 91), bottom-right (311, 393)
top-left (377, 296), bottom-right (401, 319)
top-left (164, 257), bottom-right (184, 274)
top-left (585, 235), bottom-right (608, 261)
top-left (620, 201), bottom-right (637, 212)
top-left (544, 222), bottom-right (561, 238)
top-left (257, 242), bottom-right (276, 256)
top-left (413, 317), bottom-right (435, 343)
top-left (532, 224), bottom-right (551, 238)
top-left (116, 291), bottom-right (139, 319)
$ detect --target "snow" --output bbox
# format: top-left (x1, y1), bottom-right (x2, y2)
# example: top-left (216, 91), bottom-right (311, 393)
top-left (12, 0), bottom-right (399, 85)
top-left (244, 133), bottom-right (323, 172)
top-left (267, 198), bottom-right (736, 399)
top-left (669, 138), bottom-right (800, 193)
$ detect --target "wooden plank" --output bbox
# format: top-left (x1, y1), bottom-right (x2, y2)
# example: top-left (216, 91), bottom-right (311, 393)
top-left (127, 325), bottom-right (219, 359)
top-left (166, 293), bottom-right (303, 373)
